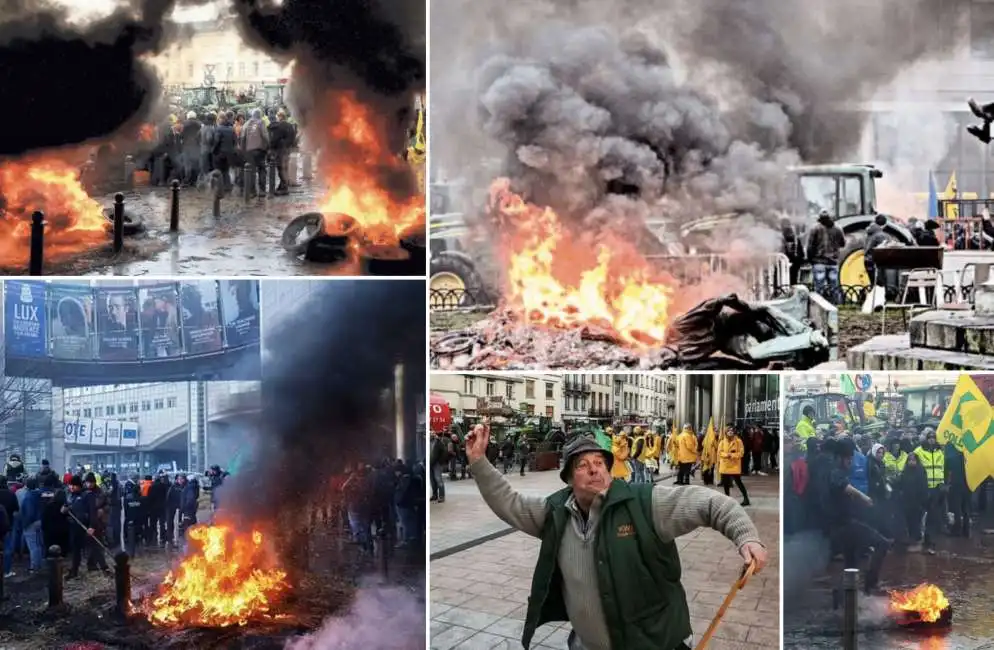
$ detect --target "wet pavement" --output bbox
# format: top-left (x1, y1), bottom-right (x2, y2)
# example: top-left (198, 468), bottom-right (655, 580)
top-left (784, 531), bottom-right (994, 649)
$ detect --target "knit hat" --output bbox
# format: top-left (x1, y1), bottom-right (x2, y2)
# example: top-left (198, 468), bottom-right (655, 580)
top-left (560, 436), bottom-right (614, 483)
top-left (70, 475), bottom-right (83, 487)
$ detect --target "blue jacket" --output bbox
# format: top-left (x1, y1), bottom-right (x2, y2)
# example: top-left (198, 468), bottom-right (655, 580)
top-left (20, 488), bottom-right (41, 528)
top-left (850, 451), bottom-right (869, 496)
top-left (180, 482), bottom-right (199, 517)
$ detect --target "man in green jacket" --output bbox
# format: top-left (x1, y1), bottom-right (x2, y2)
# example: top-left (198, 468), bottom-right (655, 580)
top-left (464, 424), bottom-right (767, 650)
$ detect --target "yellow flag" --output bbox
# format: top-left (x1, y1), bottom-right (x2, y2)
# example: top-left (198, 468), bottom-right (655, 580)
top-left (863, 400), bottom-right (876, 419)
top-left (936, 374), bottom-right (994, 491)
top-left (702, 417), bottom-right (716, 468)
top-left (944, 172), bottom-right (958, 197)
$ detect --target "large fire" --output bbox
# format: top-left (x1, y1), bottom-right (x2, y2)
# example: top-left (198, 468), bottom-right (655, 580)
top-left (0, 156), bottom-right (108, 265)
top-left (316, 92), bottom-right (425, 245)
top-left (890, 583), bottom-right (950, 624)
top-left (489, 178), bottom-right (675, 347)
top-left (145, 524), bottom-right (289, 628)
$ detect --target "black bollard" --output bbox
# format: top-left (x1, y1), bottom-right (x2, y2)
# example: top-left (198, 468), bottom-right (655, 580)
top-left (114, 552), bottom-right (131, 617)
top-left (126, 521), bottom-right (136, 557)
top-left (47, 545), bottom-right (63, 608)
top-left (29, 211), bottom-right (45, 276)
top-left (211, 170), bottom-right (223, 217)
top-left (243, 163), bottom-right (253, 202)
top-left (268, 158), bottom-right (277, 196)
top-left (170, 179), bottom-right (180, 232)
top-left (123, 155), bottom-right (135, 190)
top-left (113, 192), bottom-right (125, 253)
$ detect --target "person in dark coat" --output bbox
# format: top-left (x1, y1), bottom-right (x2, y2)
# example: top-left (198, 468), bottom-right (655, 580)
top-left (393, 461), bottom-right (422, 547)
top-left (105, 472), bottom-right (121, 548)
top-left (0, 476), bottom-right (17, 577)
top-left (267, 111), bottom-right (295, 194)
top-left (897, 453), bottom-right (929, 551)
top-left (40, 473), bottom-right (69, 558)
top-left (180, 111), bottom-right (203, 187)
top-left (63, 475), bottom-right (108, 578)
top-left (149, 474), bottom-right (169, 547)
top-left (164, 475), bottom-right (182, 547)
top-left (945, 443), bottom-right (971, 537)
top-left (211, 114), bottom-right (238, 195)
top-left (177, 475), bottom-right (199, 546)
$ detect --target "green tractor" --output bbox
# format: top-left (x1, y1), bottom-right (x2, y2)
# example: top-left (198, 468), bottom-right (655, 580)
top-left (784, 391), bottom-right (861, 436)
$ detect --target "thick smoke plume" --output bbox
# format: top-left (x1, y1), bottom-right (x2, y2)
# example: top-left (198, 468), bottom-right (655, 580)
top-left (225, 279), bottom-right (425, 533)
top-left (284, 580), bottom-right (425, 649)
top-left (0, 0), bottom-right (192, 156)
top-left (433, 0), bottom-right (962, 238)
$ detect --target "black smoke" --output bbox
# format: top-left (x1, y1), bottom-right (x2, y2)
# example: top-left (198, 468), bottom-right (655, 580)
top-left (0, 0), bottom-right (192, 156)
top-left (231, 279), bottom-right (425, 528)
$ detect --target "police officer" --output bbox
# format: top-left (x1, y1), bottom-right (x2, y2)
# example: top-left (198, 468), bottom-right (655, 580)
top-left (177, 475), bottom-right (199, 547)
top-left (39, 474), bottom-right (68, 556)
top-left (123, 474), bottom-right (144, 555)
top-left (105, 472), bottom-right (121, 548)
top-left (165, 475), bottom-right (183, 547)
top-left (62, 475), bottom-right (108, 578)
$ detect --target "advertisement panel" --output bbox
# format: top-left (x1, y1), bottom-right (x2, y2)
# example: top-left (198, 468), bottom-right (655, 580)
top-left (50, 284), bottom-right (95, 360)
top-left (219, 280), bottom-right (260, 347)
top-left (179, 281), bottom-right (223, 355)
top-left (138, 283), bottom-right (182, 358)
top-left (106, 421), bottom-right (122, 447)
top-left (64, 418), bottom-right (94, 445)
top-left (90, 419), bottom-right (107, 446)
top-left (5, 281), bottom-right (47, 357)
top-left (95, 287), bottom-right (140, 361)
top-left (121, 422), bottom-right (139, 447)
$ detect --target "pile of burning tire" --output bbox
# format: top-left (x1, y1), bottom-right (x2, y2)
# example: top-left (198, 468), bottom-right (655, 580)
top-left (281, 211), bottom-right (424, 275)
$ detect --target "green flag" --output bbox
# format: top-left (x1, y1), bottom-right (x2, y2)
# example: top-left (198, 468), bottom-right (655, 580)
top-left (594, 428), bottom-right (612, 451)
top-left (840, 375), bottom-right (856, 396)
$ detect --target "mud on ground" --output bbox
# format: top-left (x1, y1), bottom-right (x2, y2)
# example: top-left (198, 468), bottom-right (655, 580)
top-left (837, 308), bottom-right (908, 358)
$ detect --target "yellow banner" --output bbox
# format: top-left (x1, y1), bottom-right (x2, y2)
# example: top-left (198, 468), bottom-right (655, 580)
top-left (701, 417), bottom-right (717, 468)
top-left (936, 374), bottom-right (994, 491)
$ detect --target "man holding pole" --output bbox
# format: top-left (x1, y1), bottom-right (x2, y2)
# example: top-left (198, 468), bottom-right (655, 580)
top-left (463, 422), bottom-right (768, 650)
top-left (62, 474), bottom-right (109, 578)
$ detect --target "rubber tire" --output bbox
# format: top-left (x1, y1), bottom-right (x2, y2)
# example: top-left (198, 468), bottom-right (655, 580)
top-left (282, 212), bottom-right (325, 254)
top-left (400, 227), bottom-right (426, 274)
top-left (429, 252), bottom-right (492, 306)
top-left (102, 207), bottom-right (145, 236)
top-left (361, 245), bottom-right (419, 275)
top-left (304, 235), bottom-right (351, 263)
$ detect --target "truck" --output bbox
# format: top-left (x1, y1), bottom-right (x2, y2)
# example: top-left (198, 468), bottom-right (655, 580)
top-left (429, 163), bottom-right (915, 305)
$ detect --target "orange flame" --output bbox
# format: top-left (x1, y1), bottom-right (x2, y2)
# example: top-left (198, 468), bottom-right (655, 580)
top-left (489, 178), bottom-right (675, 347)
top-left (890, 583), bottom-right (949, 623)
top-left (316, 92), bottom-right (425, 245)
top-left (145, 524), bottom-right (288, 627)
top-left (0, 156), bottom-right (108, 265)
top-left (137, 124), bottom-right (156, 142)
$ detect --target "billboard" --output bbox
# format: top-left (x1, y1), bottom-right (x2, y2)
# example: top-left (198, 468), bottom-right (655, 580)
top-left (219, 280), bottom-right (260, 348)
top-left (50, 284), bottom-right (95, 360)
top-left (65, 417), bottom-right (139, 448)
top-left (179, 281), bottom-right (223, 354)
top-left (95, 288), bottom-right (140, 361)
top-left (5, 281), bottom-right (46, 357)
top-left (138, 284), bottom-right (182, 358)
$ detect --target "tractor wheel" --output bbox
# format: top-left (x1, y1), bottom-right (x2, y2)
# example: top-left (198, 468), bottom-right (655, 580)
top-left (838, 237), bottom-right (870, 304)
top-left (429, 252), bottom-right (492, 307)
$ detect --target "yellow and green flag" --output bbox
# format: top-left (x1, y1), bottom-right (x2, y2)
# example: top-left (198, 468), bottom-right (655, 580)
top-left (701, 417), bottom-right (717, 469)
top-left (936, 374), bottom-right (994, 491)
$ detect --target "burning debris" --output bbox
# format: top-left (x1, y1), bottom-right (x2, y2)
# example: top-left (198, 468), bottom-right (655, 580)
top-left (890, 583), bottom-right (953, 628)
top-left (141, 524), bottom-right (289, 628)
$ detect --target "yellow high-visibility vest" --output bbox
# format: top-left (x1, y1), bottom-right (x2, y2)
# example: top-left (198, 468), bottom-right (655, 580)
top-left (914, 447), bottom-right (945, 489)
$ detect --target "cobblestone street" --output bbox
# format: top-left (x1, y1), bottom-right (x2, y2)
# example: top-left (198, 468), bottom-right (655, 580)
top-left (429, 467), bottom-right (780, 650)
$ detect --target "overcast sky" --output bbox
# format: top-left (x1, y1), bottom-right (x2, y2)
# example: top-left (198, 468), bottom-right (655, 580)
top-left (49, 0), bottom-right (221, 24)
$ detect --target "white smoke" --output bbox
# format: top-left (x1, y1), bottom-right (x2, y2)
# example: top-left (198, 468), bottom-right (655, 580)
top-left (283, 582), bottom-right (425, 650)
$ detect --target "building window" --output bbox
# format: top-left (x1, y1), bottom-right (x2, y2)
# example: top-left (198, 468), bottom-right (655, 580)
top-left (464, 377), bottom-right (474, 394)
top-left (545, 382), bottom-right (554, 399)
top-left (238, 62), bottom-right (246, 77)
top-left (167, 397), bottom-right (177, 408)
top-left (546, 405), bottom-right (554, 417)
top-left (73, 409), bottom-right (81, 416)
top-left (154, 399), bottom-right (164, 410)
top-left (486, 379), bottom-right (496, 396)
top-left (142, 401), bottom-right (151, 411)
top-left (117, 404), bottom-right (126, 415)
top-left (226, 63), bottom-right (234, 79)
top-left (83, 408), bottom-right (92, 417)
top-left (94, 406), bottom-right (103, 417)
top-left (505, 382), bottom-right (513, 400)
top-left (253, 61), bottom-right (260, 76)
top-left (129, 403), bottom-right (138, 413)
top-left (525, 380), bottom-right (535, 399)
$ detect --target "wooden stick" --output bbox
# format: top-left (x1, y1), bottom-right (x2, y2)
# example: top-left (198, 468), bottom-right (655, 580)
top-left (694, 561), bottom-right (757, 650)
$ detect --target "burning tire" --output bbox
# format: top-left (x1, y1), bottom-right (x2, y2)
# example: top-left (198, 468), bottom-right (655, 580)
top-left (430, 251), bottom-right (492, 307)
top-left (360, 244), bottom-right (420, 275)
top-left (283, 212), bottom-right (360, 263)
top-left (281, 212), bottom-right (326, 254)
top-left (101, 207), bottom-right (146, 236)
top-left (400, 226), bottom-right (427, 275)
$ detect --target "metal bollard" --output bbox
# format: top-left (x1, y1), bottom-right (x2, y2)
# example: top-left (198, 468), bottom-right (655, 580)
top-left (123, 155), bottom-right (135, 189)
top-left (113, 192), bottom-right (125, 253)
top-left (301, 151), bottom-right (312, 181)
top-left (47, 545), bottom-right (63, 608)
top-left (288, 151), bottom-right (299, 186)
top-left (114, 552), bottom-right (131, 617)
top-left (29, 211), bottom-right (45, 276)
top-left (126, 521), bottom-right (136, 557)
top-left (268, 158), bottom-right (277, 196)
top-left (170, 179), bottom-right (180, 232)
top-left (212, 170), bottom-right (223, 217)
top-left (243, 163), bottom-right (253, 202)
top-left (843, 568), bottom-right (858, 650)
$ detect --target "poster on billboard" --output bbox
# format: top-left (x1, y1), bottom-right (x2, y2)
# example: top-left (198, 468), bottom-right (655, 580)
top-left (138, 283), bottom-right (182, 358)
top-left (121, 422), bottom-right (139, 447)
top-left (50, 284), bottom-right (95, 360)
top-left (219, 280), bottom-right (260, 347)
top-left (5, 280), bottom-right (46, 357)
top-left (64, 418), bottom-right (93, 445)
top-left (106, 421), bottom-right (121, 447)
top-left (64, 419), bottom-right (78, 445)
top-left (95, 288), bottom-right (140, 361)
top-left (179, 281), bottom-right (223, 355)
top-left (90, 419), bottom-right (107, 446)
